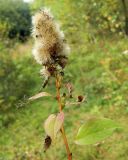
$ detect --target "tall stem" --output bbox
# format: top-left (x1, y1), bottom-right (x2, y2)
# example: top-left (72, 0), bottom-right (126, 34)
top-left (55, 75), bottom-right (72, 160)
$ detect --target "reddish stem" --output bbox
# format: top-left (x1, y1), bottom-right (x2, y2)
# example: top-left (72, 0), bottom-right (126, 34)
top-left (56, 75), bottom-right (72, 160)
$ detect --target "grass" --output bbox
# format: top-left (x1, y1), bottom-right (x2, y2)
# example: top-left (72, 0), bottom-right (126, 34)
top-left (0, 36), bottom-right (128, 160)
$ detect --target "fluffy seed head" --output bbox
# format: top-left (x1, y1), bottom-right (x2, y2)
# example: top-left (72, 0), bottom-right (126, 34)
top-left (32, 8), bottom-right (70, 67)
top-left (40, 67), bottom-right (51, 78)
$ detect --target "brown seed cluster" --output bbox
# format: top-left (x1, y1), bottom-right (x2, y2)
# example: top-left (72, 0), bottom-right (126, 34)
top-left (32, 8), bottom-right (70, 77)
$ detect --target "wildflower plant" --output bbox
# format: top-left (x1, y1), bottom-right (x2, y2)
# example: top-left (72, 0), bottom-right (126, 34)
top-left (30, 8), bottom-right (122, 160)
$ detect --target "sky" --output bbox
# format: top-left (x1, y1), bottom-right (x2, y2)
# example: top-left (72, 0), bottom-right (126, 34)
top-left (23, 0), bottom-right (33, 3)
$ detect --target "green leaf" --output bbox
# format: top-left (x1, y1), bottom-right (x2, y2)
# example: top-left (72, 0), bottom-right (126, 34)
top-left (75, 118), bottom-right (122, 145)
top-left (54, 112), bottom-right (64, 138)
top-left (44, 114), bottom-right (56, 140)
top-left (44, 112), bottom-right (64, 141)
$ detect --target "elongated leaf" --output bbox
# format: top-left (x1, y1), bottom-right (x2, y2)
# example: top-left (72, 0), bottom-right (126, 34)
top-left (29, 92), bottom-right (52, 101)
top-left (75, 118), bottom-right (121, 145)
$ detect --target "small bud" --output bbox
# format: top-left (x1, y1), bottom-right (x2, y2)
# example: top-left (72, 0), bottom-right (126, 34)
top-left (77, 95), bottom-right (86, 102)
top-left (65, 83), bottom-right (73, 98)
top-left (61, 94), bottom-right (66, 109)
top-left (77, 95), bottom-right (84, 102)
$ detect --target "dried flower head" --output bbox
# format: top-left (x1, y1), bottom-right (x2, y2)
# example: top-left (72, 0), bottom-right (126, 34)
top-left (40, 67), bottom-right (51, 78)
top-left (32, 8), bottom-right (70, 69)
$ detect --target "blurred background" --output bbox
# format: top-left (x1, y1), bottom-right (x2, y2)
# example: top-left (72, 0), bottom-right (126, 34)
top-left (0, 0), bottom-right (128, 159)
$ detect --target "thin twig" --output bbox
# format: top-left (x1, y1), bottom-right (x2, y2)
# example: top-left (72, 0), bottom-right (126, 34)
top-left (55, 74), bottom-right (72, 160)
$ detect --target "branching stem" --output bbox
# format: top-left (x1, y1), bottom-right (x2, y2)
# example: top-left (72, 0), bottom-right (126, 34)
top-left (55, 75), bottom-right (72, 160)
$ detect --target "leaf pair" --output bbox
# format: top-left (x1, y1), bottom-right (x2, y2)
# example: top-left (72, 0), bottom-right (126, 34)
top-left (44, 112), bottom-right (64, 141)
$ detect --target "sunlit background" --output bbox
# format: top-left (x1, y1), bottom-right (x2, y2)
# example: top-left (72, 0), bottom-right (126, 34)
top-left (23, 0), bottom-right (33, 2)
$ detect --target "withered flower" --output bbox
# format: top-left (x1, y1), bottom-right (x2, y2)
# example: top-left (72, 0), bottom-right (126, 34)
top-left (32, 8), bottom-right (70, 78)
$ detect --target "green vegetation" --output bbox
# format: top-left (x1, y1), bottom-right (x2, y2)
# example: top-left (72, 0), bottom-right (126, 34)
top-left (0, 0), bottom-right (128, 159)
top-left (0, 0), bottom-right (31, 42)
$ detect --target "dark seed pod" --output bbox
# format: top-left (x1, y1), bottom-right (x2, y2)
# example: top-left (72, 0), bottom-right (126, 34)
top-left (44, 135), bottom-right (52, 152)
top-left (77, 95), bottom-right (84, 102)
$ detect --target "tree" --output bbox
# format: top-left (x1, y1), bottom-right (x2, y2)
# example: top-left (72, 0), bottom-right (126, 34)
top-left (0, 0), bottom-right (31, 41)
top-left (121, 0), bottom-right (128, 35)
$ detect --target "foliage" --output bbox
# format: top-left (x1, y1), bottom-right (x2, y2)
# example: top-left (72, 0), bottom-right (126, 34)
top-left (31, 0), bottom-right (127, 37)
top-left (0, 53), bottom-right (38, 127)
top-left (0, 0), bottom-right (31, 42)
top-left (82, 0), bottom-right (125, 35)
top-left (75, 117), bottom-right (121, 145)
